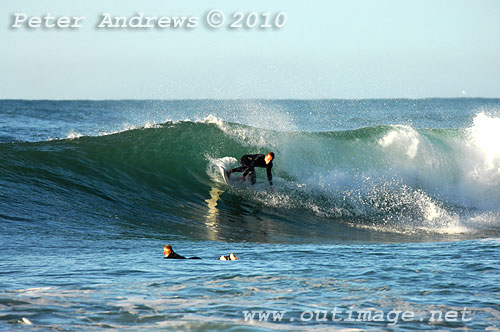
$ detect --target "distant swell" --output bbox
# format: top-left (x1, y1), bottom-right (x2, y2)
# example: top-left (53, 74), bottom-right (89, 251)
top-left (1, 113), bottom-right (500, 240)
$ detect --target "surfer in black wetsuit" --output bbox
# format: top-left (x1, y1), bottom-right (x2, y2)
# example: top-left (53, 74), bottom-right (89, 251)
top-left (163, 245), bottom-right (238, 260)
top-left (163, 245), bottom-right (201, 259)
top-left (227, 152), bottom-right (274, 189)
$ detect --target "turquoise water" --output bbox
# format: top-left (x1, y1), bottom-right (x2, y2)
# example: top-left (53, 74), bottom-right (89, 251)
top-left (1, 99), bottom-right (500, 330)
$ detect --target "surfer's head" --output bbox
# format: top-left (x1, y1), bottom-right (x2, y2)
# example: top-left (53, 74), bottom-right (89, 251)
top-left (265, 152), bottom-right (274, 164)
top-left (163, 245), bottom-right (173, 257)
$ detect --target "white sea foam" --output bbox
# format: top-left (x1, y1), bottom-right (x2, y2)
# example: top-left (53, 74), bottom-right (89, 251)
top-left (378, 125), bottom-right (420, 159)
top-left (458, 112), bottom-right (500, 209)
top-left (206, 155), bottom-right (238, 185)
top-left (468, 112), bottom-right (500, 171)
top-left (197, 114), bottom-right (225, 128)
top-left (66, 130), bottom-right (83, 139)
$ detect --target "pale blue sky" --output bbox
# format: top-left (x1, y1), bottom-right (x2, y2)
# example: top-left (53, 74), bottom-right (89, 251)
top-left (1, 0), bottom-right (499, 99)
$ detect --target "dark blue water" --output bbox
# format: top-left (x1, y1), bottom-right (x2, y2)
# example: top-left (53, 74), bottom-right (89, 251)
top-left (1, 99), bottom-right (499, 331)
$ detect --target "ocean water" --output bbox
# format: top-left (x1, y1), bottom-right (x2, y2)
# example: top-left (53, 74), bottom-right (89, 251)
top-left (1, 99), bottom-right (499, 331)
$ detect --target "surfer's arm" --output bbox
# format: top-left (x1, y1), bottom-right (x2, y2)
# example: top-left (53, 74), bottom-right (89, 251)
top-left (267, 167), bottom-right (273, 186)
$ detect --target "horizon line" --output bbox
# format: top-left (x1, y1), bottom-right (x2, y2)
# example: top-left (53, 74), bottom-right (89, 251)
top-left (0, 97), bottom-right (497, 102)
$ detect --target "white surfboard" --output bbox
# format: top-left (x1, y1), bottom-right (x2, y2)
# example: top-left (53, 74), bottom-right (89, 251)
top-left (219, 166), bottom-right (245, 185)
top-left (219, 166), bottom-right (231, 185)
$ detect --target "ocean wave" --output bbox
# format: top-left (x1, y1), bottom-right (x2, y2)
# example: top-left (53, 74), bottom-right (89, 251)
top-left (1, 113), bottom-right (500, 239)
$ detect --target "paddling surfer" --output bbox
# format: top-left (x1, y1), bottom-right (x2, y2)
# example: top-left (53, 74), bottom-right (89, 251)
top-left (163, 245), bottom-right (238, 260)
top-left (163, 245), bottom-right (201, 259)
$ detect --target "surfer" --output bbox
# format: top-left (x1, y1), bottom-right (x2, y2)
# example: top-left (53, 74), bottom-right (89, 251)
top-left (163, 245), bottom-right (201, 259)
top-left (163, 245), bottom-right (238, 260)
top-left (226, 152), bottom-right (274, 189)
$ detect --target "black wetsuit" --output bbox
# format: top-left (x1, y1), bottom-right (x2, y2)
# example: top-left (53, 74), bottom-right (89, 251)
top-left (164, 252), bottom-right (201, 259)
top-left (231, 154), bottom-right (273, 185)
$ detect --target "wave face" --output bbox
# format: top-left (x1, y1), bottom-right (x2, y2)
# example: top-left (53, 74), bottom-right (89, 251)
top-left (1, 112), bottom-right (500, 242)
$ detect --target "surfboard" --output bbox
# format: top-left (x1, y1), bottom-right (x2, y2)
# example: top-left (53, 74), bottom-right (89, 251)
top-left (219, 166), bottom-right (231, 185)
top-left (220, 166), bottom-right (244, 185)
